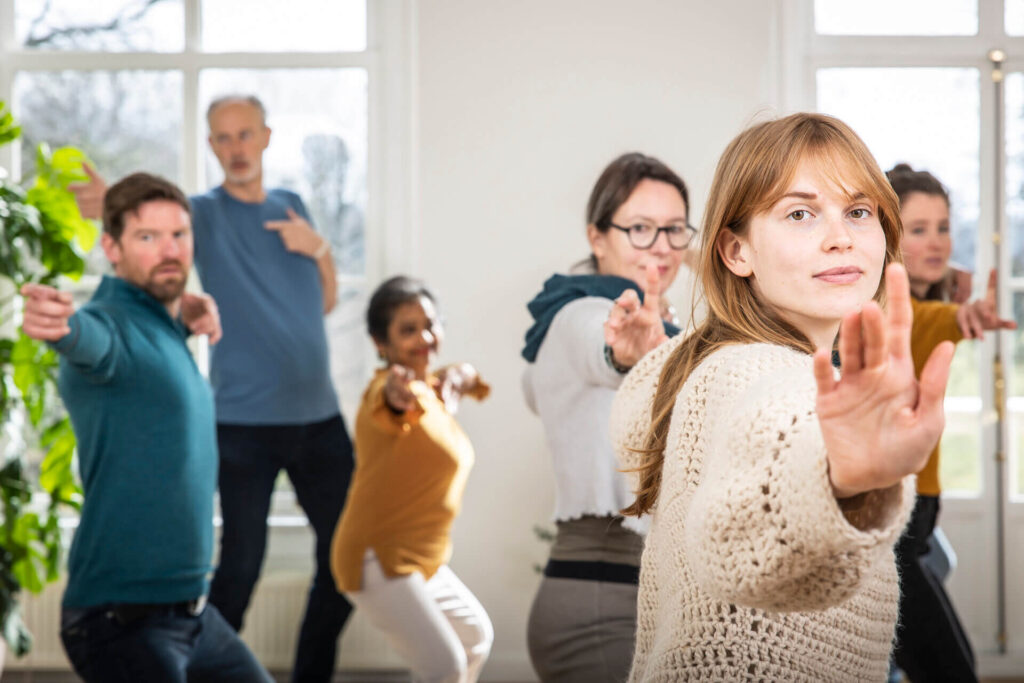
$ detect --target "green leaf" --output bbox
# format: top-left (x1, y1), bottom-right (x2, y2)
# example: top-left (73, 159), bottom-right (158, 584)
top-left (0, 102), bottom-right (21, 149)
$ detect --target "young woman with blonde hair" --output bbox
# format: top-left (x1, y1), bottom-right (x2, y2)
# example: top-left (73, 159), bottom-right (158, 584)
top-left (607, 113), bottom-right (954, 681)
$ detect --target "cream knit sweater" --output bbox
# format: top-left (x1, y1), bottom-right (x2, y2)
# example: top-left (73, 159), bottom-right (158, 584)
top-left (610, 337), bottom-right (915, 682)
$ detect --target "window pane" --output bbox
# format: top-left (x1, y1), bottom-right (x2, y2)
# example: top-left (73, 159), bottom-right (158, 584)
top-left (818, 68), bottom-right (980, 270)
top-left (815, 0), bottom-right (977, 35)
top-left (818, 67), bottom-right (982, 495)
top-left (1008, 0), bottom-right (1024, 36)
top-left (327, 285), bottom-right (369, 415)
top-left (14, 70), bottom-right (183, 275)
top-left (199, 68), bottom-right (368, 276)
top-left (1005, 74), bottom-right (1024, 277)
top-left (201, 0), bottom-right (366, 52)
top-left (15, 0), bottom-right (184, 51)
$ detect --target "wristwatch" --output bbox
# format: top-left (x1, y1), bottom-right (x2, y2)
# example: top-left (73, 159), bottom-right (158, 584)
top-left (604, 343), bottom-right (632, 374)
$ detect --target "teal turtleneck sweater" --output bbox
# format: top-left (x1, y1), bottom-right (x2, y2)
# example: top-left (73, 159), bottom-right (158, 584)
top-left (54, 275), bottom-right (215, 608)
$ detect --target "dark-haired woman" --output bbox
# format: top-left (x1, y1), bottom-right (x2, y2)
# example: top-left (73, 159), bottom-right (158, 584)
top-left (522, 153), bottom-right (694, 682)
top-left (886, 164), bottom-right (1016, 683)
top-left (330, 276), bottom-right (492, 683)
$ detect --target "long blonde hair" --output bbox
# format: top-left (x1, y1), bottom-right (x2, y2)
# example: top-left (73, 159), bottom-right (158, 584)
top-left (622, 113), bottom-right (903, 517)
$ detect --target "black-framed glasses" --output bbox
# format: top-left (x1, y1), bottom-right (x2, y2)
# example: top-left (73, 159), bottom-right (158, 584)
top-left (608, 222), bottom-right (697, 250)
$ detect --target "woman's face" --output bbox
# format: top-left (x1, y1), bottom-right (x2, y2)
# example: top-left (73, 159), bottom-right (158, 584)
top-left (719, 158), bottom-right (887, 350)
top-left (588, 178), bottom-right (689, 294)
top-left (375, 296), bottom-right (443, 379)
top-left (899, 191), bottom-right (951, 294)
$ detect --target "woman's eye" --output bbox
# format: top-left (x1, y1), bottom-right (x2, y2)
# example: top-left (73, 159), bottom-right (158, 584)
top-left (849, 208), bottom-right (871, 219)
top-left (630, 224), bottom-right (655, 236)
top-left (939, 224), bottom-right (950, 234)
top-left (787, 210), bottom-right (809, 221)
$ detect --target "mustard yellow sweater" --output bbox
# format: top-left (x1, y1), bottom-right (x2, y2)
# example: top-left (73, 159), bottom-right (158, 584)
top-left (910, 298), bottom-right (964, 496)
top-left (330, 369), bottom-right (488, 592)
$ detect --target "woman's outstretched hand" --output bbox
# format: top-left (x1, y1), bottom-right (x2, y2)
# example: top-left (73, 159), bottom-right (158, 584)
top-left (956, 268), bottom-right (1017, 340)
top-left (814, 263), bottom-right (955, 499)
top-left (604, 263), bottom-right (669, 369)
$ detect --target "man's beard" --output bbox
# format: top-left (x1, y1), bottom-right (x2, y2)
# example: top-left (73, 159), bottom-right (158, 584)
top-left (142, 261), bottom-right (187, 303)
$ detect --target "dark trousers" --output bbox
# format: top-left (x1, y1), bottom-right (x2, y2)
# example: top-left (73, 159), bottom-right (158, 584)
top-left (60, 603), bottom-right (272, 683)
top-left (893, 495), bottom-right (977, 683)
top-left (208, 414), bottom-right (355, 683)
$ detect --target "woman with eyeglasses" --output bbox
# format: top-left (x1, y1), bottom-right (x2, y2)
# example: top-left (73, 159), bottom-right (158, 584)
top-left (521, 152), bottom-right (695, 682)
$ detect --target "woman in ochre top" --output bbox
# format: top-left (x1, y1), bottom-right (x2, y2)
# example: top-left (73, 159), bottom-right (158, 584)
top-left (886, 163), bottom-right (1016, 682)
top-left (330, 276), bottom-right (492, 683)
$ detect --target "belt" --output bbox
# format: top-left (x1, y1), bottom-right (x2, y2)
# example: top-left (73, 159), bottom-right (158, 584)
top-left (543, 559), bottom-right (640, 585)
top-left (106, 595), bottom-right (207, 625)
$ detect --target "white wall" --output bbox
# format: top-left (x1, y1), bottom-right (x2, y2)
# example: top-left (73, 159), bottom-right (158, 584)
top-left (412, 1), bottom-right (785, 678)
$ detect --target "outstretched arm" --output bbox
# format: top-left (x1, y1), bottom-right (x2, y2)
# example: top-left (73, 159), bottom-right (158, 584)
top-left (21, 283), bottom-right (119, 380)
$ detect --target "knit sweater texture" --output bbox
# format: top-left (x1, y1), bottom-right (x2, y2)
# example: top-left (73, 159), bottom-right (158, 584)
top-left (610, 339), bottom-right (914, 682)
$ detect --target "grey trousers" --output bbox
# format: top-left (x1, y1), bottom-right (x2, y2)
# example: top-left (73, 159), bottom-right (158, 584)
top-left (526, 516), bottom-right (642, 683)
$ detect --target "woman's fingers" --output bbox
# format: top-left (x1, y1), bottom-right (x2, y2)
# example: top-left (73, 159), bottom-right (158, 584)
top-left (860, 302), bottom-right (886, 369)
top-left (838, 309), bottom-right (864, 373)
top-left (641, 263), bottom-right (661, 315)
top-left (917, 340), bottom-right (955, 427)
top-left (813, 348), bottom-right (837, 395)
top-left (884, 263), bottom-right (913, 361)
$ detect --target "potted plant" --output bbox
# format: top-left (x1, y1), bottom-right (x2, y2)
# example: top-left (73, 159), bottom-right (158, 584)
top-left (0, 100), bottom-right (93, 662)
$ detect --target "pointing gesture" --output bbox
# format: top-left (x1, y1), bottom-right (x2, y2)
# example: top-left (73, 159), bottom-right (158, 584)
top-left (21, 283), bottom-right (75, 341)
top-left (264, 209), bottom-right (326, 258)
top-left (604, 263), bottom-right (670, 370)
top-left (814, 263), bottom-right (954, 499)
top-left (956, 268), bottom-right (1017, 340)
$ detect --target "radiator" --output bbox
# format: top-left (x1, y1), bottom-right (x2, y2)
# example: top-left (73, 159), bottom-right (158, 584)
top-left (4, 571), bottom-right (407, 674)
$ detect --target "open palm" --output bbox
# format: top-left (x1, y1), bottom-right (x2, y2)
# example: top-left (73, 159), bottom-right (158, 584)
top-left (814, 264), bottom-right (955, 499)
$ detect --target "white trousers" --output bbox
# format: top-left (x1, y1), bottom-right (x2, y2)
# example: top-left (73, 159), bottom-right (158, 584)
top-left (345, 550), bottom-right (493, 683)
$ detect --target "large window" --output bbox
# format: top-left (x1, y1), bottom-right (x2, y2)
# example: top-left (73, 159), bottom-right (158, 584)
top-left (0, 0), bottom-right (396, 513)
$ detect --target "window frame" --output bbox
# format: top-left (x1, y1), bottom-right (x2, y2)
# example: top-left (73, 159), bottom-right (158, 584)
top-left (0, 0), bottom-right (417, 521)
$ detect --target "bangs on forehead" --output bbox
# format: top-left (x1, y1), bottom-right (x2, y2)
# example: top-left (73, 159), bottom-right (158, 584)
top-left (755, 135), bottom-right (886, 214)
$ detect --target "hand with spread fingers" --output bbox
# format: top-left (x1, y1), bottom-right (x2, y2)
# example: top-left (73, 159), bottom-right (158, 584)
top-left (181, 292), bottom-right (222, 345)
top-left (604, 262), bottom-right (670, 370)
top-left (383, 364), bottom-right (417, 413)
top-left (21, 283), bottom-right (75, 342)
top-left (68, 162), bottom-right (108, 221)
top-left (814, 263), bottom-right (955, 500)
top-left (955, 268), bottom-right (1017, 340)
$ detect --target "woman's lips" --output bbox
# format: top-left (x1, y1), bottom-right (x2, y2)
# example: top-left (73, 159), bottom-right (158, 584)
top-left (814, 266), bottom-right (863, 284)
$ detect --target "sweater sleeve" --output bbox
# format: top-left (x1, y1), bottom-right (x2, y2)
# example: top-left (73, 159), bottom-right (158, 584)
top-left (51, 308), bottom-right (122, 383)
top-left (910, 297), bottom-right (963, 376)
top-left (547, 297), bottom-right (625, 389)
top-left (683, 348), bottom-right (912, 613)
top-left (609, 331), bottom-right (688, 476)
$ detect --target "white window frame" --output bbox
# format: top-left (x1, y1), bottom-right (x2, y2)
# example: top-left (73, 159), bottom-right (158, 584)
top-left (0, 0), bottom-right (417, 524)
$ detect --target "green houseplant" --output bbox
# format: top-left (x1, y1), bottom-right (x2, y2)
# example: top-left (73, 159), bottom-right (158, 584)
top-left (0, 101), bottom-right (94, 656)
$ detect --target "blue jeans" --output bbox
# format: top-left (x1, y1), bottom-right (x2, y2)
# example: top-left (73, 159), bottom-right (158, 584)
top-left (60, 603), bottom-right (272, 682)
top-left (208, 414), bottom-right (355, 683)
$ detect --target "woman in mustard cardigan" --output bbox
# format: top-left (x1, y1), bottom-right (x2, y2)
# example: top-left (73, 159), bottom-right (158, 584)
top-left (330, 276), bottom-right (492, 683)
top-left (887, 163), bottom-right (1016, 682)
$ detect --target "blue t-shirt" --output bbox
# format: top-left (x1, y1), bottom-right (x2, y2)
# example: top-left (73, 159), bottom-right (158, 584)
top-left (57, 276), bottom-right (215, 608)
top-left (190, 186), bottom-right (339, 425)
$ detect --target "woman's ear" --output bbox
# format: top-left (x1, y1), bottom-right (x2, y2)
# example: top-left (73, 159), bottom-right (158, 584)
top-left (586, 224), bottom-right (606, 260)
top-left (716, 229), bottom-right (753, 277)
